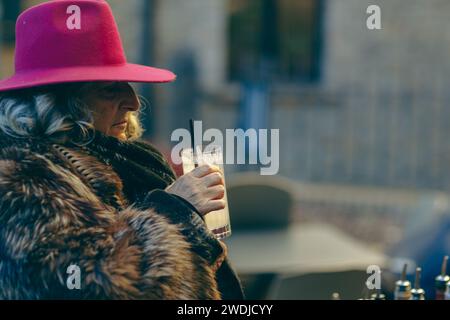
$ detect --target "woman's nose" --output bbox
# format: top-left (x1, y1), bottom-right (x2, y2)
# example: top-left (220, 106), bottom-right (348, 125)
top-left (119, 84), bottom-right (140, 111)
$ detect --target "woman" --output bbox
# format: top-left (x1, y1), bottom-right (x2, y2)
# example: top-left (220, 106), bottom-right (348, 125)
top-left (0, 0), bottom-right (244, 299)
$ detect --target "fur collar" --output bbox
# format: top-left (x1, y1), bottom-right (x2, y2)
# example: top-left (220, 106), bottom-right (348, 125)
top-left (0, 130), bottom-right (176, 209)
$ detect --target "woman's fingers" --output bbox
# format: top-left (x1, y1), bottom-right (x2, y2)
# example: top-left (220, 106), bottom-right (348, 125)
top-left (203, 171), bottom-right (224, 187)
top-left (206, 184), bottom-right (225, 200)
top-left (203, 199), bottom-right (226, 214)
top-left (192, 164), bottom-right (220, 178)
top-left (166, 164), bottom-right (227, 216)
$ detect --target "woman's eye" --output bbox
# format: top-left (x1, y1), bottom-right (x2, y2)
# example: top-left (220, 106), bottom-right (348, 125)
top-left (99, 87), bottom-right (118, 99)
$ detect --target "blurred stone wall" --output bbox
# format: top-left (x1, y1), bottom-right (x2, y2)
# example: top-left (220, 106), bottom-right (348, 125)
top-left (324, 0), bottom-right (450, 90)
top-left (306, 0), bottom-right (450, 189)
top-left (150, 0), bottom-right (450, 190)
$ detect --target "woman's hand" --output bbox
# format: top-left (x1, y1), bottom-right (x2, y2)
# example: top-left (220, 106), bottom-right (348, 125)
top-left (165, 164), bottom-right (226, 216)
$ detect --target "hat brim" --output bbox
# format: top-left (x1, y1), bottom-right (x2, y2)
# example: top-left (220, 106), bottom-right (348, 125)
top-left (0, 63), bottom-right (176, 92)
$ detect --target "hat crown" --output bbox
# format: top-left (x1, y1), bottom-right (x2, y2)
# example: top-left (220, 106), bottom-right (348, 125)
top-left (15, 0), bottom-right (126, 72)
top-left (0, 0), bottom-right (175, 92)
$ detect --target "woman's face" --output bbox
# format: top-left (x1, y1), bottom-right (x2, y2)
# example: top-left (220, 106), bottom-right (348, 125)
top-left (82, 82), bottom-right (140, 140)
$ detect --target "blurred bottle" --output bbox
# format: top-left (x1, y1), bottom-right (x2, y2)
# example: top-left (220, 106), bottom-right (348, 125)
top-left (445, 282), bottom-right (450, 300)
top-left (394, 264), bottom-right (411, 300)
top-left (435, 256), bottom-right (449, 300)
top-left (411, 267), bottom-right (425, 300)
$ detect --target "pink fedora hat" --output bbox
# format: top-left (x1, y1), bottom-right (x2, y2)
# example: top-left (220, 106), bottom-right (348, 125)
top-left (0, 0), bottom-right (176, 92)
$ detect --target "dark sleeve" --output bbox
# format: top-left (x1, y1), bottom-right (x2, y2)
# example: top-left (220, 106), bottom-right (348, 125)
top-left (143, 190), bottom-right (245, 300)
top-left (216, 259), bottom-right (246, 300)
top-left (140, 189), bottom-right (224, 267)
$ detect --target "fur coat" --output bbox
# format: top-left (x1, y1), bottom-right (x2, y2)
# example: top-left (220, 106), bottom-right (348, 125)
top-left (0, 131), bottom-right (244, 300)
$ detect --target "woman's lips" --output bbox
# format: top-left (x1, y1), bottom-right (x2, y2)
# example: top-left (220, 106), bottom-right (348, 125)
top-left (113, 121), bottom-right (127, 127)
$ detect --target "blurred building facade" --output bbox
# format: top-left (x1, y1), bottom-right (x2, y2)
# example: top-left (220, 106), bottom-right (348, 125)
top-left (152, 0), bottom-right (450, 192)
top-left (2, 0), bottom-right (450, 191)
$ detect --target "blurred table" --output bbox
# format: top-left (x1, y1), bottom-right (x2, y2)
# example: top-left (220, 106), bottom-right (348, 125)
top-left (225, 223), bottom-right (387, 275)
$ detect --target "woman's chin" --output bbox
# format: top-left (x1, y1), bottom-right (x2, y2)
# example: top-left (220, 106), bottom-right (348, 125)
top-left (109, 127), bottom-right (127, 140)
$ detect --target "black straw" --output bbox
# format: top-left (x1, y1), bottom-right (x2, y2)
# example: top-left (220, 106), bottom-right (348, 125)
top-left (189, 119), bottom-right (198, 168)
